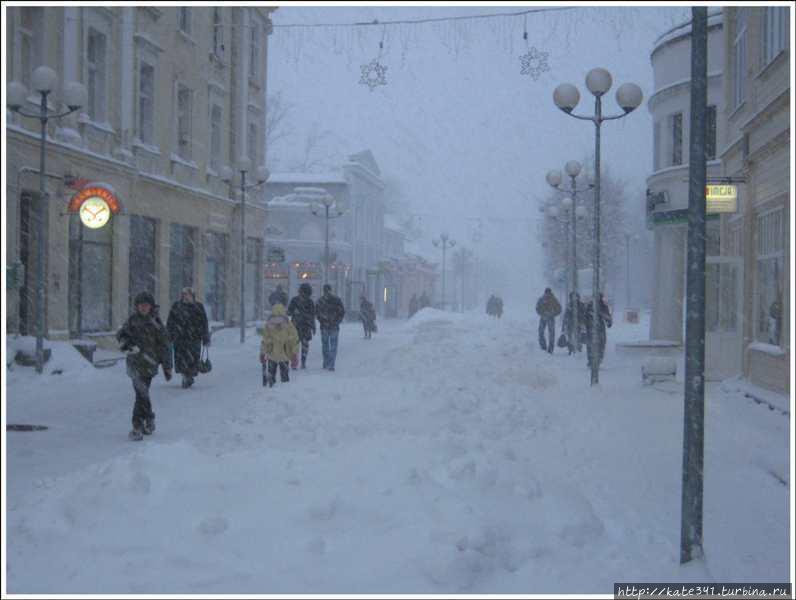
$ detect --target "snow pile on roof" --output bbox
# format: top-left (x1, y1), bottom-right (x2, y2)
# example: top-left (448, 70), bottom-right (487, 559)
top-left (268, 172), bottom-right (347, 185)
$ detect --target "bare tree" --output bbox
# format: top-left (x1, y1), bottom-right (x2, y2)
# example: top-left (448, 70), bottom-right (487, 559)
top-left (265, 91), bottom-right (294, 167)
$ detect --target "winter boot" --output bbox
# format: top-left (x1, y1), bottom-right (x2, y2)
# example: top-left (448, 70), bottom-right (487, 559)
top-left (129, 428), bottom-right (144, 441)
top-left (301, 357), bottom-right (306, 369)
top-left (181, 375), bottom-right (189, 389)
top-left (143, 418), bottom-right (156, 435)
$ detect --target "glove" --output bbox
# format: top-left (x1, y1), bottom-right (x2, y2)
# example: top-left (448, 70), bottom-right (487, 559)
top-left (163, 368), bottom-right (173, 381)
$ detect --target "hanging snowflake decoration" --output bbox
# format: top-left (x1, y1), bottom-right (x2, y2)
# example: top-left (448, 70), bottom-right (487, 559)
top-left (359, 58), bottom-right (388, 91)
top-left (519, 46), bottom-right (550, 80)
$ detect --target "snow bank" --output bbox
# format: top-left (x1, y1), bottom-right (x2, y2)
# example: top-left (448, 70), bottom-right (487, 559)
top-left (6, 335), bottom-right (94, 379)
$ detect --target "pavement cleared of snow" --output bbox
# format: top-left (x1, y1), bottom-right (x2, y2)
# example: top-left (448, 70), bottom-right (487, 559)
top-left (4, 309), bottom-right (790, 593)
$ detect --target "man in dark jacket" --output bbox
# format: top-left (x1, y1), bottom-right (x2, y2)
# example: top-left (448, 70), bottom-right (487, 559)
top-left (316, 284), bottom-right (346, 371)
top-left (268, 284), bottom-right (289, 308)
top-left (360, 295), bottom-right (377, 339)
top-left (583, 292), bottom-right (612, 369)
top-left (536, 287), bottom-right (562, 354)
top-left (167, 287), bottom-right (210, 389)
top-left (287, 282), bottom-right (316, 369)
top-left (562, 291), bottom-right (586, 355)
top-left (118, 291), bottom-right (173, 440)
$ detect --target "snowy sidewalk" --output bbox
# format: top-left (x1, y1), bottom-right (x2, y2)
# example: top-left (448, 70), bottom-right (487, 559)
top-left (4, 309), bottom-right (790, 593)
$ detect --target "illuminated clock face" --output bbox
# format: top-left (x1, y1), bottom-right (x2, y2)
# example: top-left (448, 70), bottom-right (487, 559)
top-left (79, 197), bottom-right (111, 229)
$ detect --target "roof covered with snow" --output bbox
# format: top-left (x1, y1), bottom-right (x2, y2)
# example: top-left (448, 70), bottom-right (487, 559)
top-left (268, 172), bottom-right (347, 185)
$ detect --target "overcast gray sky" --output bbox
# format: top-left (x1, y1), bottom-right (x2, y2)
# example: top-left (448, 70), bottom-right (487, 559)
top-left (267, 4), bottom-right (692, 302)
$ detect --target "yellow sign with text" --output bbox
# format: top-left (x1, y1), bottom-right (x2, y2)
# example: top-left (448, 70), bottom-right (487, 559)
top-left (706, 184), bottom-right (737, 213)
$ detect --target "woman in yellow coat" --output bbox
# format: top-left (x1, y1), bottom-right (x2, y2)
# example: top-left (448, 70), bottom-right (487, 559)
top-left (260, 303), bottom-right (300, 387)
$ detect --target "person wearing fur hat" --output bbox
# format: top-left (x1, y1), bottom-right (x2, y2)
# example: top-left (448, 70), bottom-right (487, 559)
top-left (260, 303), bottom-right (300, 387)
top-left (287, 282), bottom-right (316, 369)
top-left (117, 291), bottom-right (173, 440)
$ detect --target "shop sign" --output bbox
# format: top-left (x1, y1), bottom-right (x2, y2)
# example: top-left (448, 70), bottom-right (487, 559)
top-left (706, 184), bottom-right (737, 214)
top-left (68, 184), bottom-right (122, 229)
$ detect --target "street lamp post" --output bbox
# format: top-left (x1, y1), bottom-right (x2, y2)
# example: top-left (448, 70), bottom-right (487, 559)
top-left (432, 233), bottom-right (456, 310)
top-left (220, 161), bottom-right (269, 344)
top-left (553, 68), bottom-right (643, 385)
top-left (546, 161), bottom-right (593, 352)
top-left (7, 67), bottom-right (87, 374)
top-left (309, 190), bottom-right (347, 288)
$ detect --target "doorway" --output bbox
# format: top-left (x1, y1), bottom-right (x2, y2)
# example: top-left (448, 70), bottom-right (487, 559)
top-left (705, 256), bottom-right (743, 381)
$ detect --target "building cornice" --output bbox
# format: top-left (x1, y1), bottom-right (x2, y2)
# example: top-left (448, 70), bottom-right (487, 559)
top-left (647, 71), bottom-right (722, 112)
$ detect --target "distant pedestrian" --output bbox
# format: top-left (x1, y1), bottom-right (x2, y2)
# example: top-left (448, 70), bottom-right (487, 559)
top-left (360, 295), bottom-right (377, 339)
top-left (562, 291), bottom-right (586, 355)
top-left (268, 284), bottom-right (289, 308)
top-left (260, 303), bottom-right (300, 387)
top-left (117, 291), bottom-right (173, 441)
top-left (486, 294), bottom-right (496, 317)
top-left (287, 282), bottom-right (316, 369)
top-left (583, 293), bottom-right (613, 369)
top-left (167, 287), bottom-right (210, 389)
top-left (535, 287), bottom-right (562, 354)
top-left (316, 284), bottom-right (346, 371)
top-left (495, 296), bottom-right (504, 319)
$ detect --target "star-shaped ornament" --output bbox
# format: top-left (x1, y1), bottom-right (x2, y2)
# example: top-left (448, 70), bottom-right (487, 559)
top-left (519, 47), bottom-right (550, 80)
top-left (359, 59), bottom-right (388, 91)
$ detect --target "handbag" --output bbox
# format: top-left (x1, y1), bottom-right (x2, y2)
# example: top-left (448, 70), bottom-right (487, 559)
top-left (198, 346), bottom-right (212, 374)
top-left (557, 333), bottom-right (568, 348)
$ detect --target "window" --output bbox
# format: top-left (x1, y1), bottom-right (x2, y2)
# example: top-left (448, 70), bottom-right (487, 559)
top-left (762, 7), bottom-right (788, 66)
top-left (87, 28), bottom-right (108, 122)
top-left (177, 84), bottom-right (193, 160)
top-left (205, 231), bottom-right (227, 322)
top-left (179, 8), bottom-right (191, 35)
top-left (652, 121), bottom-right (661, 171)
top-left (245, 237), bottom-right (262, 320)
top-left (209, 105), bottom-right (222, 171)
top-left (138, 63), bottom-right (155, 144)
top-left (212, 8), bottom-right (224, 57)
top-left (705, 105), bottom-right (717, 161)
top-left (169, 224), bottom-right (197, 303)
top-left (670, 112), bottom-right (683, 166)
top-left (69, 215), bottom-right (113, 334)
top-left (18, 8), bottom-right (42, 89)
top-left (129, 216), bottom-right (157, 310)
top-left (732, 9), bottom-right (747, 109)
top-left (249, 20), bottom-right (259, 80)
top-left (755, 208), bottom-right (784, 345)
top-left (247, 121), bottom-right (258, 166)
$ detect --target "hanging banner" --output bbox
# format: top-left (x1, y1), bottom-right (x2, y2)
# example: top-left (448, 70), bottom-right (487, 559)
top-left (68, 183), bottom-right (122, 229)
top-left (706, 184), bottom-right (737, 214)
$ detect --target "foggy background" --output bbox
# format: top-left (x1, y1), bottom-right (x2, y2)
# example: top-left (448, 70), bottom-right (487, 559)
top-left (267, 5), bottom-right (692, 309)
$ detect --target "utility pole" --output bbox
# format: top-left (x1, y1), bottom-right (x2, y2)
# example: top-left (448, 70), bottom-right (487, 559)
top-left (681, 6), bottom-right (708, 565)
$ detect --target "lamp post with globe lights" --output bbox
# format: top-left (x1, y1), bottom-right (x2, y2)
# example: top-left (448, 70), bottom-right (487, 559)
top-left (553, 68), bottom-right (643, 384)
top-left (308, 189), bottom-right (348, 289)
top-left (7, 67), bottom-right (87, 374)
top-left (220, 160), bottom-right (270, 343)
top-left (432, 233), bottom-right (456, 310)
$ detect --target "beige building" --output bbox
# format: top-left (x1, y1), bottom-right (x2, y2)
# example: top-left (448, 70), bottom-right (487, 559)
top-left (719, 7), bottom-right (789, 394)
top-left (6, 7), bottom-right (276, 347)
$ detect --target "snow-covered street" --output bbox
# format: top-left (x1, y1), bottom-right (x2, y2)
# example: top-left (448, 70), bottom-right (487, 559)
top-left (4, 309), bottom-right (790, 594)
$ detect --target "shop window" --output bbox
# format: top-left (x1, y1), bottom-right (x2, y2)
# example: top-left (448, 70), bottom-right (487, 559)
top-left (176, 84), bottom-right (193, 160)
top-left (755, 208), bottom-right (784, 345)
top-left (129, 215), bottom-right (157, 310)
top-left (670, 112), bottom-right (683, 166)
top-left (209, 104), bottom-right (222, 171)
top-left (205, 231), bottom-right (227, 322)
top-left (169, 223), bottom-right (196, 303)
top-left (69, 215), bottom-right (113, 334)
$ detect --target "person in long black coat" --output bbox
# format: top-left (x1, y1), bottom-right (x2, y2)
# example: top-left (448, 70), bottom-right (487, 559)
top-left (166, 287), bottom-right (210, 388)
top-left (287, 282), bottom-right (316, 369)
top-left (316, 284), bottom-right (346, 371)
top-left (360, 295), bottom-right (377, 339)
top-left (583, 293), bottom-right (613, 369)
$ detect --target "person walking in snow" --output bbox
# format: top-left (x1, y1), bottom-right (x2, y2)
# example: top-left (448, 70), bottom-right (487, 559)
top-left (583, 292), bottom-right (613, 369)
top-left (360, 295), bottom-right (377, 339)
top-left (287, 282), bottom-right (316, 369)
top-left (260, 303), bottom-right (300, 387)
top-left (117, 291), bottom-right (173, 440)
top-left (495, 295), bottom-right (504, 319)
top-left (166, 287), bottom-right (210, 389)
top-left (268, 284), bottom-right (289, 308)
top-left (562, 291), bottom-right (586, 355)
top-left (486, 294), bottom-right (496, 317)
top-left (316, 284), bottom-right (346, 371)
top-left (536, 287), bottom-right (562, 354)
